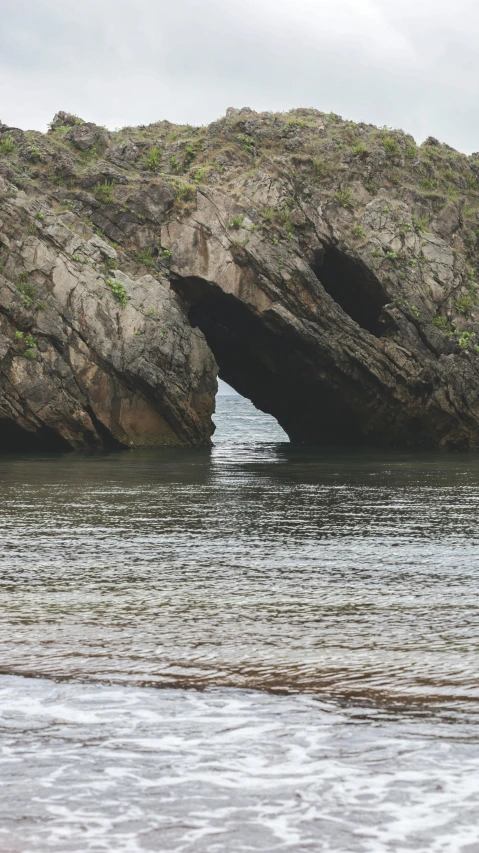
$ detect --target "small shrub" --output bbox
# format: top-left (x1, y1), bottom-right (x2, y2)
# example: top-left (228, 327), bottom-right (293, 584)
top-left (27, 145), bottom-right (41, 162)
top-left (352, 225), bottom-right (366, 239)
top-left (228, 214), bottom-right (244, 229)
top-left (176, 183), bottom-right (195, 203)
top-left (142, 146), bottom-right (162, 170)
top-left (431, 314), bottom-right (447, 330)
top-left (312, 157), bottom-right (327, 179)
top-left (24, 348), bottom-right (36, 360)
top-left (333, 188), bottom-right (354, 209)
top-left (455, 295), bottom-right (475, 314)
top-left (169, 155), bottom-right (181, 172)
top-left (412, 215), bottom-right (428, 233)
top-left (420, 177), bottom-right (439, 191)
top-left (193, 168), bottom-right (206, 184)
top-left (24, 333), bottom-right (36, 348)
top-left (383, 137), bottom-right (401, 156)
top-left (95, 181), bottom-right (115, 203)
top-left (14, 331), bottom-right (24, 340)
top-left (17, 278), bottom-right (36, 308)
top-left (0, 134), bottom-right (15, 155)
top-left (237, 135), bottom-right (255, 154)
top-left (350, 143), bottom-right (368, 158)
top-left (136, 248), bottom-right (156, 268)
top-left (184, 143), bottom-right (197, 164)
top-left (160, 248), bottom-right (172, 260)
top-left (104, 257), bottom-right (118, 273)
top-left (262, 207), bottom-right (275, 222)
top-left (405, 144), bottom-right (418, 159)
top-left (106, 278), bottom-right (128, 307)
top-left (455, 329), bottom-right (476, 349)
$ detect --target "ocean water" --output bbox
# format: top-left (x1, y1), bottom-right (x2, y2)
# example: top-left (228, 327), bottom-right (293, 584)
top-left (1, 395), bottom-right (479, 852)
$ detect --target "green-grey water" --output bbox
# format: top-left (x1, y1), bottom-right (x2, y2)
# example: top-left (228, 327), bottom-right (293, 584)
top-left (1, 396), bottom-right (479, 852)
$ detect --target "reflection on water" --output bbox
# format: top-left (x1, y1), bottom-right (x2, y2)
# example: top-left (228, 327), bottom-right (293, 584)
top-left (1, 395), bottom-right (479, 851)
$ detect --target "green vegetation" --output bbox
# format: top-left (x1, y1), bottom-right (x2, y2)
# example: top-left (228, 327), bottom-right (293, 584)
top-left (27, 145), bottom-right (41, 162)
top-left (95, 181), bottom-right (115, 203)
top-left (17, 275), bottom-right (36, 308)
top-left (455, 329), bottom-right (476, 349)
top-left (106, 278), bottom-right (128, 307)
top-left (228, 214), bottom-right (245, 229)
top-left (413, 215), bottom-right (429, 233)
top-left (136, 248), bottom-right (156, 268)
top-left (455, 293), bottom-right (477, 314)
top-left (237, 135), bottom-right (255, 154)
top-left (176, 183), bottom-right (195, 203)
top-left (383, 137), bottom-right (401, 157)
top-left (104, 257), bottom-right (118, 273)
top-left (312, 157), bottom-right (327, 179)
top-left (0, 134), bottom-right (15, 155)
top-left (142, 146), bottom-right (162, 170)
top-left (352, 225), bottom-right (366, 239)
top-left (431, 314), bottom-right (448, 330)
top-left (333, 188), bottom-right (354, 209)
top-left (350, 143), bottom-right (368, 158)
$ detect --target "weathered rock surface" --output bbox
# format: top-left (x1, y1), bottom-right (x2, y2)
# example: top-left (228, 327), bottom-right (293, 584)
top-left (2, 107), bottom-right (479, 449)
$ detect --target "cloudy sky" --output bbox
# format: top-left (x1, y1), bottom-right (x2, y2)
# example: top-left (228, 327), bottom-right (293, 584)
top-left (1, 0), bottom-right (479, 153)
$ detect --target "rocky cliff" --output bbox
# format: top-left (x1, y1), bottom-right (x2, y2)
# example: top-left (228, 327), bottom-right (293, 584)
top-left (2, 107), bottom-right (479, 450)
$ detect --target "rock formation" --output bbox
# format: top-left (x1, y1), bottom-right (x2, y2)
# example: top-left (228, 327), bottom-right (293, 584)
top-left (2, 107), bottom-right (479, 449)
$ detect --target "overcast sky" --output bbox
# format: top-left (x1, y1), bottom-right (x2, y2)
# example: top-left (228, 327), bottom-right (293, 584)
top-left (1, 0), bottom-right (479, 153)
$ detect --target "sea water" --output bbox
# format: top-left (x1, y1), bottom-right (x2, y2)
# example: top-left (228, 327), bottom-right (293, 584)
top-left (1, 396), bottom-right (479, 852)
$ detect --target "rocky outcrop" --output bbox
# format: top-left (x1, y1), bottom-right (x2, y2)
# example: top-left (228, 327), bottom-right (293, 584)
top-left (2, 107), bottom-right (479, 449)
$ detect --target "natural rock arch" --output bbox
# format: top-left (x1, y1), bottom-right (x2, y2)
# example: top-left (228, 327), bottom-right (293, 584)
top-left (2, 107), bottom-right (479, 450)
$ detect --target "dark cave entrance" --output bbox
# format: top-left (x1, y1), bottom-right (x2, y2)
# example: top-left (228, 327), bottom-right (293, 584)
top-left (0, 420), bottom-right (72, 453)
top-left (311, 246), bottom-right (388, 337)
top-left (182, 278), bottom-right (294, 429)
top-left (172, 274), bottom-right (371, 445)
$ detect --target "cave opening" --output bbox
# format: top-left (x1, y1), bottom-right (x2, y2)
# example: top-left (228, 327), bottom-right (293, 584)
top-left (311, 246), bottom-right (388, 337)
top-left (173, 275), bottom-right (366, 446)
top-left (181, 278), bottom-right (293, 435)
top-left (0, 420), bottom-right (72, 453)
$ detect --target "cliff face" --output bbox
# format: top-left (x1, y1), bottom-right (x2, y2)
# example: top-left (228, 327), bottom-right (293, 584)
top-left (2, 107), bottom-right (479, 449)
